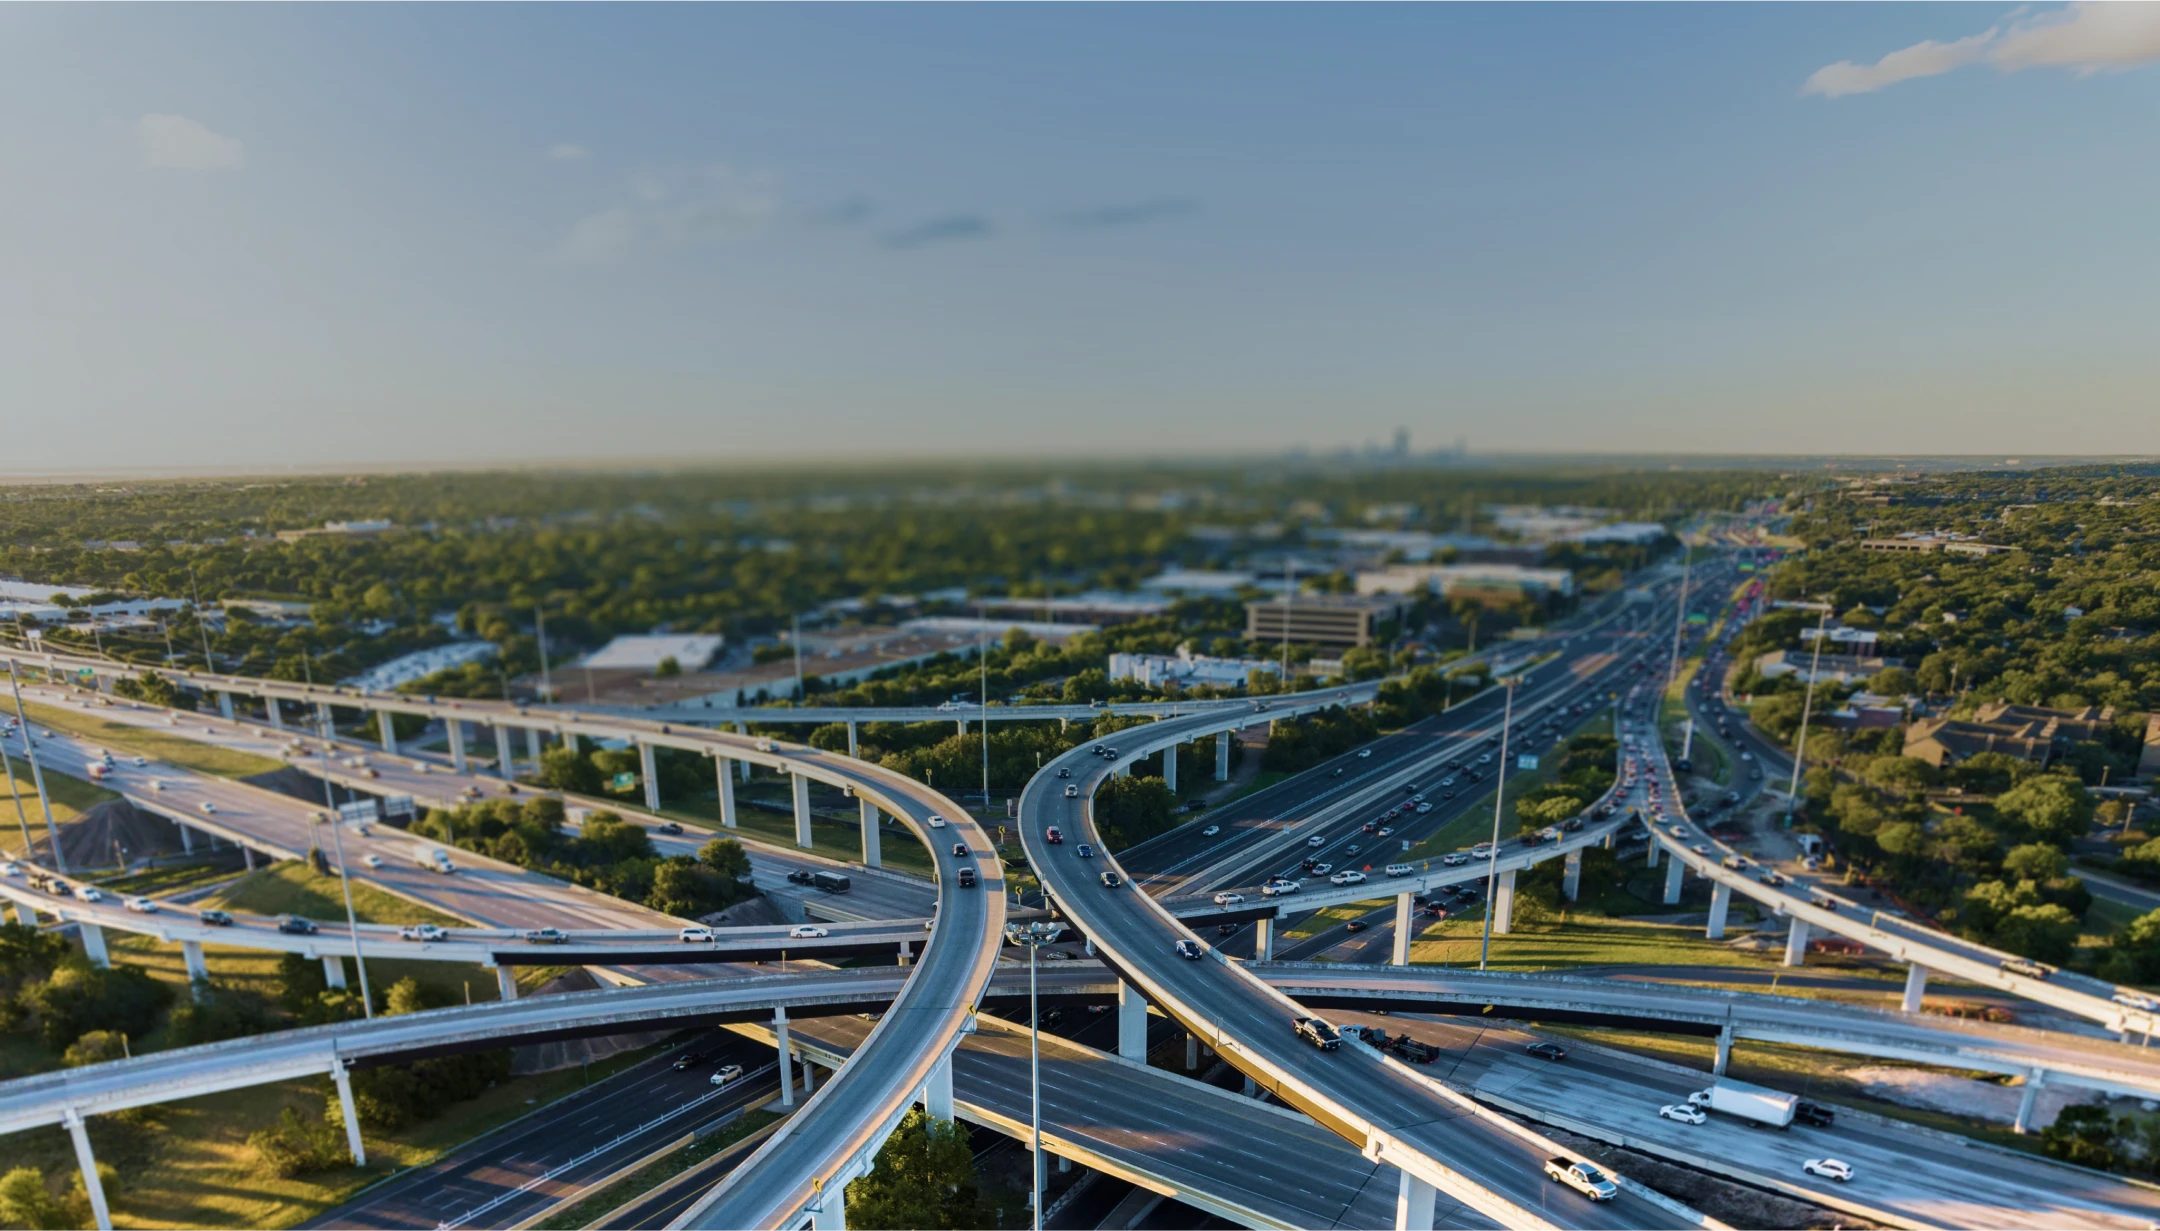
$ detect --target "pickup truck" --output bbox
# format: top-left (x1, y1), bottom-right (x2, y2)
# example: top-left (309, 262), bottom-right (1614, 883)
top-left (1543, 1157), bottom-right (1616, 1201)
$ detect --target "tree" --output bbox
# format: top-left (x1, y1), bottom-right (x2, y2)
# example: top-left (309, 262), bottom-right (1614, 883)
top-left (61, 1029), bottom-right (128, 1067)
top-left (23, 962), bottom-right (172, 1050)
top-left (0, 1168), bottom-right (72, 1231)
top-left (383, 977), bottom-right (432, 1017)
top-left (2003, 843), bottom-right (2069, 882)
top-left (845, 1110), bottom-right (980, 1230)
top-left (655, 655), bottom-right (682, 678)
top-left (2041, 1103), bottom-right (2121, 1171)
top-left (698, 837), bottom-right (751, 880)
top-left (2101, 908), bottom-right (2160, 983)
top-left (1094, 775), bottom-right (1176, 850)
top-left (250, 1106), bottom-right (351, 1177)
top-left (1995, 903), bottom-right (2081, 965)
top-left (1994, 775), bottom-right (2094, 844)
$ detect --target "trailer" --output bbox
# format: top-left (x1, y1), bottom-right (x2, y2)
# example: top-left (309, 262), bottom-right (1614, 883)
top-left (1693, 1079), bottom-right (1797, 1128)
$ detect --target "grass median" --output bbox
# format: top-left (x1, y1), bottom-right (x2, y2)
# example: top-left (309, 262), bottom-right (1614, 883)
top-left (198, 861), bottom-right (468, 929)
top-left (3, 751), bottom-right (120, 852)
top-left (16, 700), bottom-right (284, 779)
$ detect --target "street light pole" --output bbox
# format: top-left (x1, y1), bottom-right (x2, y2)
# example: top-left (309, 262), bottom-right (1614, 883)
top-left (1479, 675), bottom-right (1517, 971)
top-left (6, 660), bottom-right (65, 874)
top-left (1784, 603), bottom-right (1832, 824)
top-left (980, 604), bottom-right (991, 815)
top-left (1005, 920), bottom-right (1061, 1229)
top-left (535, 606), bottom-right (553, 703)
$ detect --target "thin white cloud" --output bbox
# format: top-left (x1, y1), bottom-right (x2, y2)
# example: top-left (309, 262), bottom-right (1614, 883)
top-left (1803, 3), bottom-right (2160, 97)
top-left (547, 144), bottom-right (589, 161)
top-left (552, 165), bottom-right (775, 263)
top-left (136, 113), bottom-right (245, 170)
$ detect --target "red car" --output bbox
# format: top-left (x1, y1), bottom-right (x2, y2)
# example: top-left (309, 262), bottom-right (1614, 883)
top-left (1046, 827), bottom-right (1064, 845)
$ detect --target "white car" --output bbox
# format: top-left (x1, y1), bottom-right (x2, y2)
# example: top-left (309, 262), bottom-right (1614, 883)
top-left (1657, 1103), bottom-right (1705, 1125)
top-left (0, 861), bottom-right (20, 876)
top-left (1261, 879), bottom-right (1301, 897)
top-left (148, 779), bottom-right (165, 792)
top-left (1063, 784), bottom-right (1079, 798)
top-left (1802, 1158), bottom-right (1854, 1182)
top-left (1213, 892), bottom-right (1245, 906)
top-left (1357, 749), bottom-right (1372, 758)
top-left (123, 896), bottom-right (157, 914)
top-left (927, 814), bottom-right (946, 829)
top-left (789, 925), bottom-right (829, 939)
top-left (1202, 825), bottom-right (1220, 837)
top-left (2114, 991), bottom-right (2159, 1012)
top-left (362, 854), bottom-right (384, 869)
top-left (400, 924), bottom-right (446, 942)
top-left (1329, 870), bottom-right (1367, 886)
top-left (198, 801), bottom-right (217, 814)
top-left (710, 1063), bottom-right (745, 1087)
top-left (129, 756), bottom-right (148, 767)
top-left (1470, 843), bottom-right (1494, 859)
top-left (79, 887), bottom-right (107, 903)
top-left (1307, 835), bottom-right (1326, 848)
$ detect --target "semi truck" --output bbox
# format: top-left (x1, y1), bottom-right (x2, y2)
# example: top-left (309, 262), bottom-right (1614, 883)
top-left (1690, 1078), bottom-right (1797, 1128)
top-left (414, 847), bottom-right (455, 874)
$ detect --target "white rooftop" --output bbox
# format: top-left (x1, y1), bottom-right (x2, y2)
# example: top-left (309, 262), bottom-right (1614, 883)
top-left (584, 633), bottom-right (725, 672)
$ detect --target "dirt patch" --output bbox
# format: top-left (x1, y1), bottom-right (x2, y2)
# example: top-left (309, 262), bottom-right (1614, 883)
top-left (1540, 1125), bottom-right (1883, 1230)
top-left (702, 894), bottom-right (788, 928)
top-left (58, 798), bottom-right (190, 868)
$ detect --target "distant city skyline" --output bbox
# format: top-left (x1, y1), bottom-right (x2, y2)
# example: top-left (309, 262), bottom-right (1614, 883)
top-left (5, 3), bottom-right (2158, 469)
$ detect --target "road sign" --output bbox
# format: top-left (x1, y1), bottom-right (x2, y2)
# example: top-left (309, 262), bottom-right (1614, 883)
top-left (609, 772), bottom-right (638, 792)
top-left (382, 795), bottom-right (415, 818)
top-left (337, 800), bottom-right (378, 825)
top-left (1516, 754), bottom-right (1540, 770)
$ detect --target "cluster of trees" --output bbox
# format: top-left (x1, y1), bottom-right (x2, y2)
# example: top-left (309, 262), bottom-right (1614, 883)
top-left (0, 923), bottom-right (171, 1064)
top-left (2036, 1101), bottom-right (2160, 1180)
top-left (409, 798), bottom-right (753, 920)
top-left (0, 1163), bottom-right (107, 1231)
top-left (1262, 706), bottom-right (1380, 774)
top-left (844, 1110), bottom-right (985, 1229)
top-left (1513, 734), bottom-right (1620, 832)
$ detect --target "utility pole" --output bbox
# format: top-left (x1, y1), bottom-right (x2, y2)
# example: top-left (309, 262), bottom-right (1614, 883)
top-left (1479, 675), bottom-right (1517, 971)
top-left (1784, 602), bottom-right (1831, 824)
top-left (6, 660), bottom-right (65, 873)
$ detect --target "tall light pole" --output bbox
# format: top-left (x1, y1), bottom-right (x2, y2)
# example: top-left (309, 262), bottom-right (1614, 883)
top-left (187, 564), bottom-right (215, 672)
top-left (1665, 538), bottom-right (1693, 698)
top-left (978, 605), bottom-right (991, 815)
top-left (6, 660), bottom-right (65, 873)
top-left (1005, 920), bottom-right (1062, 1230)
top-left (1784, 602), bottom-right (1832, 825)
top-left (306, 650), bottom-right (372, 1016)
top-left (535, 606), bottom-right (553, 703)
top-left (1279, 558), bottom-right (1295, 689)
top-left (1479, 675), bottom-right (1518, 971)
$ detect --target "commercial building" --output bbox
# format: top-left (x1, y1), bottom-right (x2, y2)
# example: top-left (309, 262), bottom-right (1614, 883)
top-left (1355, 563), bottom-right (1575, 600)
top-left (1243, 594), bottom-right (1407, 649)
top-left (1904, 702), bottom-right (2131, 769)
top-left (1108, 646), bottom-right (1279, 690)
top-left (1753, 650), bottom-right (1896, 685)
top-left (1859, 536), bottom-right (2014, 557)
top-left (583, 634), bottom-right (726, 673)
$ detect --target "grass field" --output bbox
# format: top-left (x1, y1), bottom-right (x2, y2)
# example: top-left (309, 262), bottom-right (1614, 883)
top-left (17, 700), bottom-right (284, 779)
top-left (1282, 900), bottom-right (1387, 941)
top-left (2, 752), bottom-right (122, 854)
top-left (92, 859), bottom-right (247, 896)
top-left (1410, 914), bottom-right (1796, 974)
top-left (198, 862), bottom-right (468, 929)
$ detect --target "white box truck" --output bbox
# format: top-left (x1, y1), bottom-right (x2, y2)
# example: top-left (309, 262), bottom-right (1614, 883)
top-left (1694, 1079), bottom-right (1796, 1128)
top-left (414, 847), bottom-right (455, 874)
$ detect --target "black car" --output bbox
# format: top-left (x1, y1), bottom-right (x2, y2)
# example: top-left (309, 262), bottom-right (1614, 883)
top-left (672, 1050), bottom-right (704, 1071)
top-left (950, 843), bottom-right (969, 857)
top-left (655, 822), bottom-right (683, 835)
top-left (277, 915), bottom-right (318, 935)
top-left (1525, 1041), bottom-right (1566, 1061)
top-left (1344, 920), bottom-right (1367, 933)
top-left (1099, 871), bottom-right (1123, 888)
top-left (1217, 922), bottom-right (1241, 936)
top-left (1057, 767), bottom-right (1071, 778)
top-left (1795, 1099), bottom-right (1836, 1127)
top-left (1174, 939), bottom-right (1204, 960)
top-left (787, 869), bottom-right (816, 886)
top-left (1294, 1017), bottom-right (1342, 1050)
top-left (198, 909), bottom-right (234, 927)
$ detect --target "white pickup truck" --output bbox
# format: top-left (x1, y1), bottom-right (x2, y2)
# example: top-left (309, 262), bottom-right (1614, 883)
top-left (1543, 1157), bottom-right (1616, 1201)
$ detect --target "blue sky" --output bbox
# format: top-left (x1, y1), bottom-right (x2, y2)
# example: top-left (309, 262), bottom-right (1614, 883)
top-left (4, 3), bottom-right (2157, 471)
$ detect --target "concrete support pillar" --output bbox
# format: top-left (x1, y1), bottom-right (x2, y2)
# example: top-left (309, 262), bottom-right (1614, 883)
top-left (716, 756), bottom-right (738, 828)
top-left (1713, 1024), bottom-right (1733, 1076)
top-left (330, 1058), bottom-right (367, 1166)
top-left (448, 720), bottom-right (467, 774)
top-left (1059, 1154), bottom-right (1072, 1174)
top-left (802, 1060), bottom-right (817, 1094)
top-left (792, 773), bottom-right (813, 848)
top-left (243, 846), bottom-right (256, 872)
top-left (219, 692), bottom-right (235, 721)
top-left (1394, 1169), bottom-right (1438, 1231)
top-left (639, 742), bottom-right (660, 811)
top-left (1706, 882), bottom-right (1731, 940)
top-left (1783, 918), bottom-right (1811, 967)
top-left (1562, 849), bottom-right (1582, 902)
top-left (1216, 732), bottom-right (1232, 782)
top-left (178, 821), bottom-right (194, 854)
top-left (2014, 1069), bottom-right (2046, 1134)
top-left (266, 699), bottom-right (283, 730)
top-left (496, 965), bottom-right (519, 1001)
top-left (322, 954), bottom-right (347, 990)
top-left (1493, 868), bottom-right (1517, 936)
top-left (1392, 892), bottom-right (1414, 966)
top-left (897, 940), bottom-right (912, 967)
top-left (63, 1109), bottom-right (112, 1231)
top-left (776, 1007), bottom-right (795, 1108)
top-left (924, 1050), bottom-right (954, 1120)
top-left (7, 902), bottom-right (30, 927)
top-left (1163, 745), bottom-right (1178, 793)
top-left (315, 702), bottom-right (334, 735)
top-left (846, 722), bottom-right (858, 758)
top-left (1663, 853), bottom-right (1685, 905)
top-left (495, 723), bottom-right (515, 779)
top-left (525, 726), bottom-right (542, 768)
top-left (1646, 837), bottom-right (1660, 869)
top-left (1603, 831), bottom-right (1615, 851)
top-left (1118, 982), bottom-right (1149, 1061)
top-left (182, 940), bottom-right (209, 990)
top-left (1254, 916), bottom-right (1274, 961)
top-left (1243, 1075), bottom-right (1258, 1097)
top-left (1902, 963), bottom-right (1930, 1014)
top-left (1186, 1033), bottom-right (1200, 1071)
top-left (378, 709), bottom-right (397, 755)
top-left (860, 799), bottom-right (881, 868)
top-left (811, 1184), bottom-right (845, 1231)
top-left (79, 922), bottom-right (109, 968)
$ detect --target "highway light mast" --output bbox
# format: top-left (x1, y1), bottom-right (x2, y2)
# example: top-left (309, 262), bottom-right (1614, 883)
top-left (1478, 675), bottom-right (1518, 971)
top-left (7, 659), bottom-right (65, 874)
top-left (1005, 920), bottom-right (1061, 1230)
top-left (305, 650), bottom-right (373, 1017)
top-left (1784, 602), bottom-right (1832, 826)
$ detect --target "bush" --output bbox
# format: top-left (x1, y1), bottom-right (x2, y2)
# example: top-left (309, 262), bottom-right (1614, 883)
top-left (250, 1106), bottom-right (351, 1177)
top-left (845, 1110), bottom-right (981, 1230)
top-left (61, 1029), bottom-right (128, 1068)
top-left (1094, 775), bottom-right (1177, 850)
top-left (23, 962), bottom-right (172, 1051)
top-left (347, 1050), bottom-right (512, 1131)
top-left (166, 983), bottom-right (282, 1046)
top-left (1262, 707), bottom-right (1378, 774)
top-left (0, 1166), bottom-right (86, 1231)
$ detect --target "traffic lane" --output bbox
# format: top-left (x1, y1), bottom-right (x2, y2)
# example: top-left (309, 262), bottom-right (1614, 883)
top-left (314, 1033), bottom-right (770, 1230)
top-left (780, 1013), bottom-right (1467, 1230)
top-left (1035, 780), bottom-right (1684, 1231)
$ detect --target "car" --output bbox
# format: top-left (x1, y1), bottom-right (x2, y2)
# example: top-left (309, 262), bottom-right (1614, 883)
top-left (1658, 1103), bottom-right (1706, 1125)
top-left (1056, 767), bottom-right (1071, 779)
top-left (789, 925), bottom-right (830, 939)
top-left (198, 801), bottom-right (218, 814)
top-left (1470, 843), bottom-right (1494, 859)
top-left (1344, 845), bottom-right (1361, 856)
top-left (927, 814), bottom-right (946, 828)
top-left (1045, 827), bottom-right (1064, 844)
top-left (129, 755), bottom-right (147, 767)
top-left (1344, 919), bottom-right (1367, 932)
top-left (1217, 922), bottom-right (1241, 936)
top-left (1174, 939), bottom-right (1204, 960)
top-left (1294, 1017), bottom-right (1342, 1050)
top-left (1063, 784), bottom-right (1079, 798)
top-left (1331, 767), bottom-right (1345, 777)
top-left (679, 926), bottom-right (715, 943)
top-left (710, 1063), bottom-right (746, 1087)
top-left (524, 927), bottom-right (570, 945)
top-left (0, 861), bottom-right (18, 877)
top-left (1802, 1158), bottom-right (1854, 1182)
top-left (1363, 821), bottom-right (1379, 834)
top-left (1442, 852), bottom-right (1470, 866)
top-left (147, 778), bottom-right (165, 792)
top-left (1329, 870), bottom-right (1366, 886)
top-left (78, 887), bottom-right (107, 904)
top-left (957, 867), bottom-right (977, 888)
top-left (787, 869), bottom-right (815, 886)
top-left (2002, 956), bottom-right (2055, 980)
top-left (1795, 1099), bottom-right (1836, 1127)
top-left (1213, 891), bottom-right (1245, 906)
top-left (1307, 835), bottom-right (1326, 847)
top-left (1261, 879), bottom-right (1301, 897)
top-left (2114, 991), bottom-right (2159, 1012)
top-left (950, 843), bottom-right (969, 858)
top-left (123, 895), bottom-right (157, 913)
top-left (278, 915), bottom-right (318, 935)
top-left (400, 924), bottom-right (446, 942)
top-left (1757, 870), bottom-right (1785, 886)
top-left (1542, 1157), bottom-right (1617, 1202)
top-left (198, 909), bottom-right (233, 927)
top-left (1075, 843), bottom-right (1095, 858)
top-left (1203, 825), bottom-right (1220, 837)
top-left (1525, 1041), bottom-right (1567, 1061)
top-left (671, 1050), bottom-right (704, 1071)
top-left (1310, 862), bottom-right (1334, 876)
top-left (655, 821), bottom-right (683, 835)
top-left (1100, 872), bottom-right (1123, 888)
